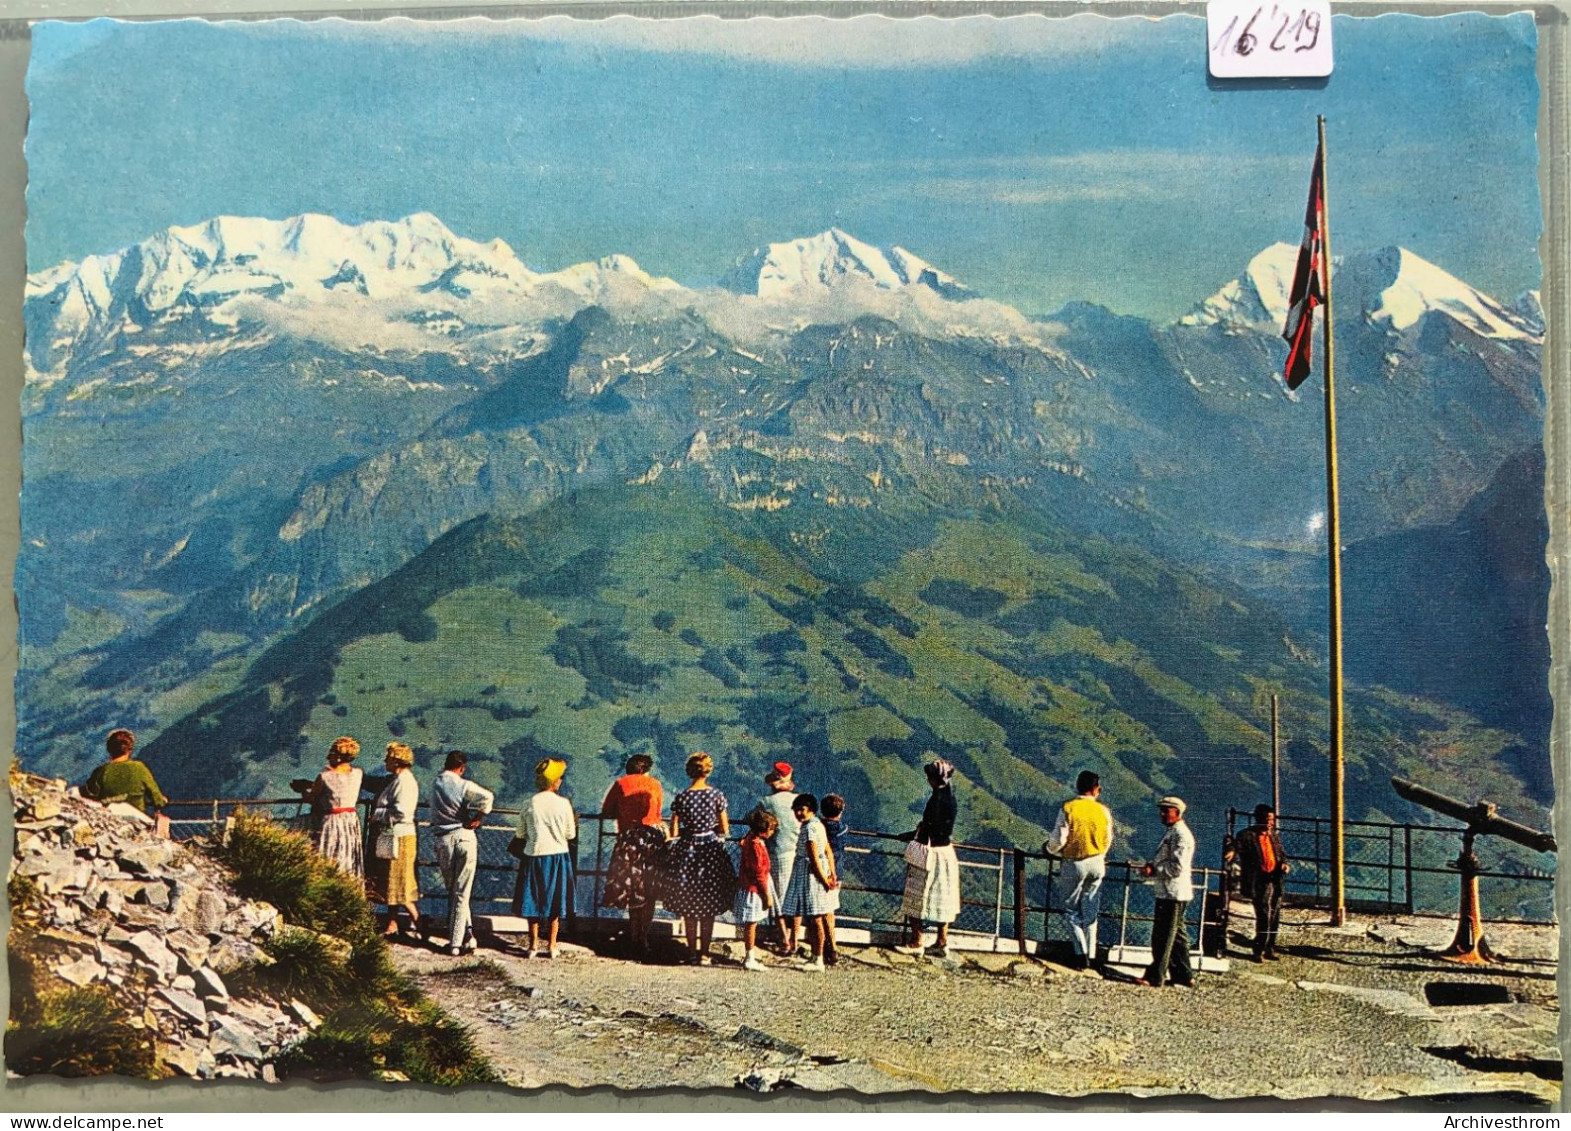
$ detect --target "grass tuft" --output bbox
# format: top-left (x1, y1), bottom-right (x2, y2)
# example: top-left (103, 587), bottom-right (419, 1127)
top-left (234, 927), bottom-right (355, 1005)
top-left (219, 809), bottom-right (380, 948)
top-left (5, 986), bottom-right (158, 1078)
top-left (6, 934), bottom-right (156, 1078)
top-left (213, 810), bottom-right (494, 1085)
top-left (393, 1002), bottom-right (499, 1087)
top-left (8, 871), bottom-right (42, 915)
top-left (279, 999), bottom-right (499, 1087)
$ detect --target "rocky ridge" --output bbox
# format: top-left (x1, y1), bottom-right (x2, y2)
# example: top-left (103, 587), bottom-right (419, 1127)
top-left (7, 769), bottom-right (317, 1080)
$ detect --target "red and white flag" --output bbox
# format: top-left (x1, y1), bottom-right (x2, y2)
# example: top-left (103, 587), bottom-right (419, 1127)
top-left (1281, 141), bottom-right (1326, 390)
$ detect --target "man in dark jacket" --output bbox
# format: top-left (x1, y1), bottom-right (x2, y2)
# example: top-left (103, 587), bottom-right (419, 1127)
top-left (1228, 803), bottom-right (1290, 961)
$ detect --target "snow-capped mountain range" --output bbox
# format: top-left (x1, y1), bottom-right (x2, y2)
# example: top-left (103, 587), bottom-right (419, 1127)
top-left (1180, 241), bottom-right (1540, 341)
top-left (25, 212), bottom-right (1542, 383)
top-left (718, 227), bottom-right (972, 301)
top-left (24, 213), bottom-right (690, 378)
top-left (17, 211), bottom-right (1549, 800)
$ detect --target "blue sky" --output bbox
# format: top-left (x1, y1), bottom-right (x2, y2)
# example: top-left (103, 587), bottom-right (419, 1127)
top-left (26, 13), bottom-right (1541, 320)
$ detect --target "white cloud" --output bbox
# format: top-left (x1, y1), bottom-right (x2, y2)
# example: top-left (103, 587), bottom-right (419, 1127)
top-left (223, 259), bottom-right (1059, 360)
top-left (683, 281), bottom-right (1058, 351)
top-left (908, 151), bottom-right (1304, 207)
top-left (275, 12), bottom-right (1181, 68)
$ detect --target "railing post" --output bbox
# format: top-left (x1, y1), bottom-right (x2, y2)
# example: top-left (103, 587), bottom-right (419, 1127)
top-left (993, 848), bottom-right (1005, 944)
top-left (1403, 824), bottom-right (1414, 913)
top-left (1043, 854), bottom-right (1056, 946)
top-left (1013, 849), bottom-right (1026, 956)
top-left (1386, 824), bottom-right (1395, 908)
top-left (1117, 863), bottom-right (1133, 953)
top-left (567, 831), bottom-right (580, 928)
top-left (1196, 876), bottom-right (1208, 974)
top-left (592, 815), bottom-right (605, 917)
top-left (1315, 818), bottom-right (1324, 903)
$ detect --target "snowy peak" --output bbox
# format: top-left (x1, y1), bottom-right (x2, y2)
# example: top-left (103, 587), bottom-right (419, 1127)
top-left (22, 214), bottom-right (693, 376)
top-left (719, 228), bottom-right (972, 300)
top-left (1514, 290), bottom-right (1544, 335)
top-left (29, 212), bottom-right (538, 313)
top-left (23, 213), bottom-right (536, 365)
top-left (1181, 243), bottom-right (1539, 342)
top-left (1179, 242), bottom-right (1299, 332)
top-left (27, 213), bottom-right (687, 317)
top-left (1337, 246), bottom-right (1536, 340)
top-left (542, 254), bottom-right (683, 301)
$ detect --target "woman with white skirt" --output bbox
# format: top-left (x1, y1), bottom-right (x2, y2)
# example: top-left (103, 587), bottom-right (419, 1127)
top-left (898, 758), bottom-right (960, 958)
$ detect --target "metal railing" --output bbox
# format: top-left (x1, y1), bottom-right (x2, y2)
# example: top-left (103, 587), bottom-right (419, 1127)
top-left (157, 796), bottom-right (1558, 959)
top-left (165, 796), bottom-right (1228, 958)
top-left (1225, 810), bottom-right (1555, 924)
top-left (163, 797), bottom-right (309, 838)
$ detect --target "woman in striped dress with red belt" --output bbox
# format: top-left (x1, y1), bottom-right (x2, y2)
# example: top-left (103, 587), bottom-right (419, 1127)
top-left (298, 736), bottom-right (366, 877)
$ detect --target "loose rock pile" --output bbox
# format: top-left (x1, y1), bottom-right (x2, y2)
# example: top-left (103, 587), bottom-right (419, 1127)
top-left (9, 770), bottom-right (316, 1080)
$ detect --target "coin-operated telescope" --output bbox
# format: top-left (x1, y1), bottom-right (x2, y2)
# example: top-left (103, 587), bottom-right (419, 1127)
top-left (1390, 777), bottom-right (1556, 964)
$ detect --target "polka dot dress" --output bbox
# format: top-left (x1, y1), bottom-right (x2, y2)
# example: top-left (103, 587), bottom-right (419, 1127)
top-left (663, 787), bottom-right (736, 918)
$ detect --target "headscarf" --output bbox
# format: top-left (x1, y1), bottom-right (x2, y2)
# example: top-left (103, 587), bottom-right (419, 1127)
top-left (535, 758), bottom-right (567, 791)
top-left (925, 758), bottom-right (955, 788)
top-left (384, 742), bottom-right (415, 768)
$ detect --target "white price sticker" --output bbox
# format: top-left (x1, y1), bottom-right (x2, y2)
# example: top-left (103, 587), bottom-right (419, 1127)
top-left (1208, 0), bottom-right (1333, 78)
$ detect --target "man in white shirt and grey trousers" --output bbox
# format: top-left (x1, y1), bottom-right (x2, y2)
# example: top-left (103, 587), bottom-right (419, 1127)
top-left (430, 750), bottom-right (495, 956)
top-left (1138, 795), bottom-right (1196, 988)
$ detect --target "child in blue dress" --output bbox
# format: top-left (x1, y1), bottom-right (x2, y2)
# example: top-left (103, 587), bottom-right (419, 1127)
top-left (779, 794), bottom-right (840, 972)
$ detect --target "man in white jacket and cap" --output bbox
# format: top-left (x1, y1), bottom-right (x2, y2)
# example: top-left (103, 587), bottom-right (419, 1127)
top-left (1138, 795), bottom-right (1195, 988)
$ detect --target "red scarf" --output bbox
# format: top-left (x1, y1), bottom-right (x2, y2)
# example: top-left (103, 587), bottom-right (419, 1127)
top-left (1257, 830), bottom-right (1277, 874)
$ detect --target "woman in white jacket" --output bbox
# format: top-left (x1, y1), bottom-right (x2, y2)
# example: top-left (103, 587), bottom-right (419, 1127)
top-left (513, 758), bottom-right (577, 959)
top-left (366, 742), bottom-right (422, 938)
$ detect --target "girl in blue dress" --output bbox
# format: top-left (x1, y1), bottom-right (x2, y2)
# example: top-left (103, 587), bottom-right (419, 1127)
top-left (780, 793), bottom-right (841, 972)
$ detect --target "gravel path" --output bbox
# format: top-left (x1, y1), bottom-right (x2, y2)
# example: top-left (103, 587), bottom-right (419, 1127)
top-left (395, 910), bottom-right (1559, 1103)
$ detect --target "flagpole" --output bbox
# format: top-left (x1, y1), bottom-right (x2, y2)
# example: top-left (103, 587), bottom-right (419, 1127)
top-left (1271, 692), bottom-right (1281, 815)
top-left (1317, 113), bottom-right (1347, 927)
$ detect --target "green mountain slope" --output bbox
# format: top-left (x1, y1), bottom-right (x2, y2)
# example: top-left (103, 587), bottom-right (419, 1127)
top-left (134, 487), bottom-right (1545, 874)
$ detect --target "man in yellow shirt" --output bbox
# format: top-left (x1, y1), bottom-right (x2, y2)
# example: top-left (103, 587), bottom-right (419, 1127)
top-left (1044, 771), bottom-right (1113, 970)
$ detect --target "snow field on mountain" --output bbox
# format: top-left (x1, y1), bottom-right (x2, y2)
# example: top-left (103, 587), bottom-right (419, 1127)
top-left (1181, 241), bottom-right (1539, 342)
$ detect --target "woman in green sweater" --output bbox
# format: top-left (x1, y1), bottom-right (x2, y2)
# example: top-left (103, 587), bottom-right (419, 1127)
top-left (81, 729), bottom-right (168, 816)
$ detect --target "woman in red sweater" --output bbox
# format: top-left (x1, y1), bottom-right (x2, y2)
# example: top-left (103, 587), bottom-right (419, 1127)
top-left (600, 752), bottom-right (666, 955)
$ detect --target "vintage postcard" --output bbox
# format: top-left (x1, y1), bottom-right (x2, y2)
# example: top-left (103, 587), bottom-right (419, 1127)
top-left (8, 11), bottom-right (1558, 1104)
